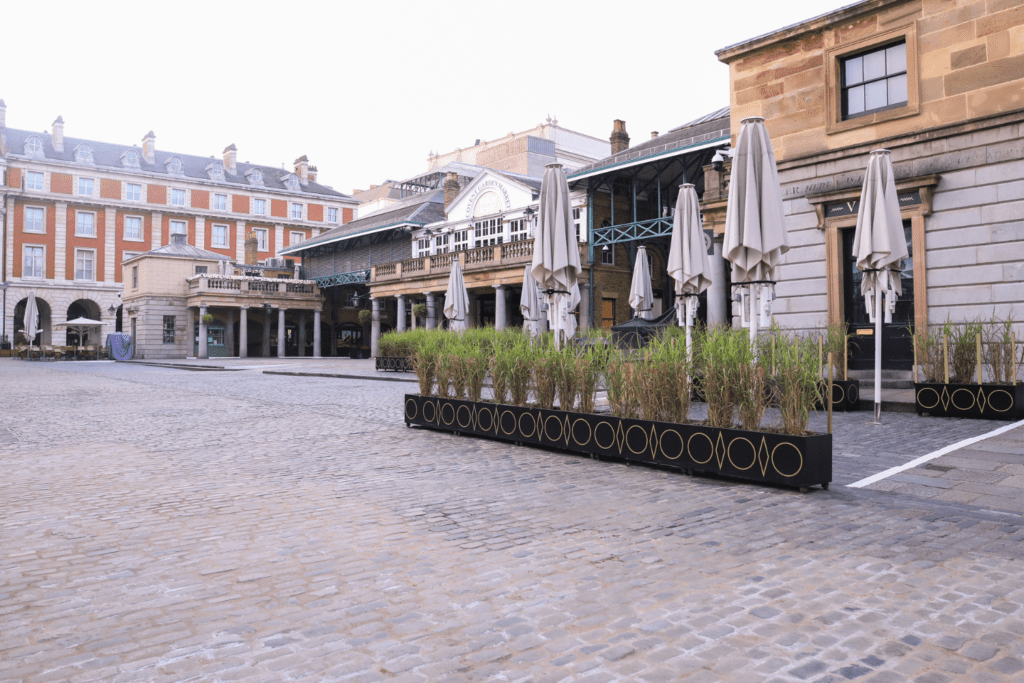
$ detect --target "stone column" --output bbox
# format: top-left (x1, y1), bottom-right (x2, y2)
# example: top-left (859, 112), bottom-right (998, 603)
top-left (226, 308), bottom-right (235, 356)
top-left (426, 292), bottom-right (436, 330)
top-left (579, 281), bottom-right (591, 331)
top-left (239, 306), bottom-right (248, 358)
top-left (708, 235), bottom-right (728, 327)
top-left (313, 310), bottom-right (322, 358)
top-left (298, 311), bottom-right (307, 356)
top-left (330, 323), bottom-right (337, 356)
top-left (371, 297), bottom-right (381, 358)
top-left (198, 305), bottom-right (209, 359)
top-left (494, 285), bottom-right (507, 330)
top-left (396, 295), bottom-right (407, 332)
top-left (277, 308), bottom-right (286, 358)
top-left (262, 307), bottom-right (271, 357)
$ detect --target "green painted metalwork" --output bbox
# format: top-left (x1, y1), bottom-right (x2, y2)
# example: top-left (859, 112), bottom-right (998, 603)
top-left (592, 217), bottom-right (674, 247)
top-left (314, 270), bottom-right (370, 288)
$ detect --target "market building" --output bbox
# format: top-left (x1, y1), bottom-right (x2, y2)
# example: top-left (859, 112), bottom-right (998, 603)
top-left (714, 0), bottom-right (1024, 369)
top-left (0, 101), bottom-right (355, 351)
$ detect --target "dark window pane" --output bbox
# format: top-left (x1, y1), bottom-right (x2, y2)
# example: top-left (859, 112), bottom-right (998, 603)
top-left (864, 50), bottom-right (886, 81)
top-left (888, 73), bottom-right (907, 105)
top-left (886, 43), bottom-right (906, 75)
top-left (845, 56), bottom-right (863, 85)
top-left (865, 80), bottom-right (888, 111)
top-left (847, 85), bottom-right (865, 115)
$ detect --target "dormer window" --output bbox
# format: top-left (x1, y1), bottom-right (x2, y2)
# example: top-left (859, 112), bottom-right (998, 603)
top-left (281, 173), bottom-right (300, 192)
top-left (75, 144), bottom-right (94, 164)
top-left (165, 157), bottom-right (184, 175)
top-left (247, 168), bottom-right (263, 186)
top-left (24, 136), bottom-right (44, 158)
top-left (207, 162), bottom-right (225, 181)
top-left (122, 149), bottom-right (141, 168)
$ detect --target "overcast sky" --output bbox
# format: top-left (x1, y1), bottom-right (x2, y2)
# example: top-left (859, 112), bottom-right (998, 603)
top-left (5, 0), bottom-right (855, 196)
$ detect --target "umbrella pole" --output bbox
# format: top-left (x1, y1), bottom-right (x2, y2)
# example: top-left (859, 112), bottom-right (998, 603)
top-left (748, 284), bottom-right (758, 356)
top-left (872, 282), bottom-right (883, 425)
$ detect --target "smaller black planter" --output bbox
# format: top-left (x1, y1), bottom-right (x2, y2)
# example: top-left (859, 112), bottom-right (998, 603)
top-left (405, 394), bottom-right (831, 490)
top-left (814, 379), bottom-right (860, 412)
top-left (915, 382), bottom-right (1024, 420)
top-left (376, 356), bottom-right (414, 372)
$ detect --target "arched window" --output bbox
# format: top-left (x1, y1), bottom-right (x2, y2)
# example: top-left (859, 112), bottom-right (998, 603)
top-left (122, 150), bottom-right (140, 168)
top-left (165, 157), bottom-right (183, 174)
top-left (24, 136), bottom-right (43, 157)
top-left (75, 144), bottom-right (94, 164)
top-left (249, 168), bottom-right (263, 185)
top-left (472, 191), bottom-right (502, 218)
top-left (207, 162), bottom-right (225, 181)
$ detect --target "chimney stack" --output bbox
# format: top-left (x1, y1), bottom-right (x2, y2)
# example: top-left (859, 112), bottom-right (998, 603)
top-left (223, 143), bottom-right (237, 175)
top-left (294, 155), bottom-right (309, 184)
top-left (52, 116), bottom-right (65, 153)
top-left (142, 131), bottom-right (156, 164)
top-left (245, 232), bottom-right (258, 265)
top-left (443, 172), bottom-right (460, 211)
top-left (307, 165), bottom-right (317, 182)
top-left (0, 100), bottom-right (6, 128)
top-left (610, 120), bottom-right (630, 155)
top-left (651, 131), bottom-right (659, 140)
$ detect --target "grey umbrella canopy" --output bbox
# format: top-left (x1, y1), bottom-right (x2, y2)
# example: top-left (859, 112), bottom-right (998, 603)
top-left (443, 259), bottom-right (470, 333)
top-left (723, 117), bottom-right (789, 345)
top-left (629, 245), bottom-right (655, 320)
top-left (24, 292), bottom-right (39, 350)
top-left (853, 149), bottom-right (909, 423)
top-left (668, 183), bottom-right (712, 359)
top-left (520, 265), bottom-right (545, 338)
top-left (531, 163), bottom-right (581, 348)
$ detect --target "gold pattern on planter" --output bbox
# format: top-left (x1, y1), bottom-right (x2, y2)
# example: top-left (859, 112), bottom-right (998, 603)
top-left (917, 387), bottom-right (940, 410)
top-left (988, 389), bottom-right (1013, 412)
top-left (727, 437), bottom-right (757, 472)
top-left (771, 442), bottom-right (803, 477)
top-left (658, 429), bottom-right (684, 460)
top-left (405, 398), bottom-right (418, 421)
top-left (572, 418), bottom-right (592, 446)
top-left (688, 432), bottom-right (714, 465)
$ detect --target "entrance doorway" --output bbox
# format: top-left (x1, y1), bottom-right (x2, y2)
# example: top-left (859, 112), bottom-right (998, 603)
top-left (842, 220), bottom-right (914, 370)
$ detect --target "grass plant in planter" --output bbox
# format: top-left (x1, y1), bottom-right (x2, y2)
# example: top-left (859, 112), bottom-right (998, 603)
top-left (403, 326), bottom-right (832, 490)
top-left (376, 330), bottom-right (417, 371)
top-left (813, 322), bottom-right (860, 411)
top-left (914, 318), bottom-right (1023, 419)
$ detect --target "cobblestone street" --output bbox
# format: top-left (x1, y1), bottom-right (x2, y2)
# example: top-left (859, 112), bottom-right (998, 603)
top-left (2, 360), bottom-right (1023, 683)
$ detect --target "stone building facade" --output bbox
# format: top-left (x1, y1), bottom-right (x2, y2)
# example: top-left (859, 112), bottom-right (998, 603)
top-left (715, 0), bottom-right (1024, 369)
top-left (0, 101), bottom-right (355, 350)
top-left (122, 234), bottom-right (322, 360)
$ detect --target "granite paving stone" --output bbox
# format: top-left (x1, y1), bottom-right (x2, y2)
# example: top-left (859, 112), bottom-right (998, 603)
top-left (1, 359), bottom-right (1023, 682)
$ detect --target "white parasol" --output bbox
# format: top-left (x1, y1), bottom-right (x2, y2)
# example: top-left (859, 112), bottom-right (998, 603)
top-left (723, 117), bottom-right (789, 349)
top-left (520, 265), bottom-right (545, 338)
top-left (629, 245), bottom-right (655, 320)
top-left (531, 163), bottom-right (581, 349)
top-left (668, 183), bottom-right (712, 361)
top-left (853, 149), bottom-right (908, 424)
top-left (443, 259), bottom-right (470, 333)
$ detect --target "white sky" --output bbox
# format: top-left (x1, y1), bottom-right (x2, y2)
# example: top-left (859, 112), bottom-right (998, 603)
top-left (4, 0), bottom-right (855, 197)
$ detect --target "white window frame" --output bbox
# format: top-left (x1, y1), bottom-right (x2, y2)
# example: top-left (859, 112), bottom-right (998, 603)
top-left (122, 251), bottom-right (141, 263)
top-left (453, 229), bottom-right (469, 252)
top-left (24, 206), bottom-right (45, 234)
top-left (78, 177), bottom-right (94, 196)
top-left (414, 237), bottom-right (431, 257)
top-left (26, 171), bottom-right (44, 191)
top-left (76, 211), bottom-right (97, 237)
top-left (327, 207), bottom-right (338, 223)
top-left (131, 264), bottom-right (139, 289)
top-left (253, 198), bottom-right (266, 216)
top-left (169, 220), bottom-right (187, 236)
top-left (602, 245), bottom-right (615, 265)
top-left (573, 207), bottom-right (586, 243)
top-left (75, 248), bottom-right (96, 282)
top-left (254, 228), bottom-right (269, 251)
top-left (434, 233), bottom-right (449, 254)
top-left (214, 194), bottom-right (228, 211)
top-left (171, 188), bottom-right (186, 207)
top-left (290, 231), bottom-right (305, 246)
top-left (124, 215), bottom-right (144, 242)
top-left (23, 244), bottom-right (45, 279)
top-left (212, 223), bottom-right (229, 248)
top-left (508, 218), bottom-right (527, 243)
top-left (126, 183), bottom-right (142, 202)
top-left (473, 217), bottom-right (502, 248)
top-left (291, 203), bottom-right (303, 220)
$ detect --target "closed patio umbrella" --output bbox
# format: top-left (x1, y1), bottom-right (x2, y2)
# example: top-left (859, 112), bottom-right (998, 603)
top-left (853, 149), bottom-right (909, 424)
top-left (24, 292), bottom-right (39, 357)
top-left (723, 117), bottom-right (789, 349)
top-left (531, 163), bottom-right (581, 349)
top-left (629, 245), bottom-right (655, 321)
top-left (443, 259), bottom-right (470, 333)
top-left (668, 183), bottom-right (712, 361)
top-left (520, 265), bottom-right (545, 338)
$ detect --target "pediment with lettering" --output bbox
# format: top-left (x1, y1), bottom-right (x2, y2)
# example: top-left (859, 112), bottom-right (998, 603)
top-left (447, 171), bottom-right (535, 221)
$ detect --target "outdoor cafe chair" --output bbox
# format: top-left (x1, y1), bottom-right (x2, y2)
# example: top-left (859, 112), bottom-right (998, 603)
top-left (15, 345), bottom-right (28, 360)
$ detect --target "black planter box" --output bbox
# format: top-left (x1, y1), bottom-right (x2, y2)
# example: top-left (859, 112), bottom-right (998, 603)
top-left (814, 379), bottom-right (860, 412)
top-left (405, 394), bottom-right (832, 490)
top-left (915, 382), bottom-right (1024, 420)
top-left (376, 356), bottom-right (414, 372)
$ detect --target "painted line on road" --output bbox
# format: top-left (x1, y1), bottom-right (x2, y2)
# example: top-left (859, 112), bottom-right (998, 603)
top-left (847, 418), bottom-right (1024, 488)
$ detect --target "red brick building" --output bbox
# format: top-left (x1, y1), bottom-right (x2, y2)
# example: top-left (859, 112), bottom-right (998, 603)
top-left (0, 100), bottom-right (357, 348)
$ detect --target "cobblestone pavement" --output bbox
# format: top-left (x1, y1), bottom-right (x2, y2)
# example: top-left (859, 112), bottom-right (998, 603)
top-left (2, 360), bottom-right (1023, 683)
